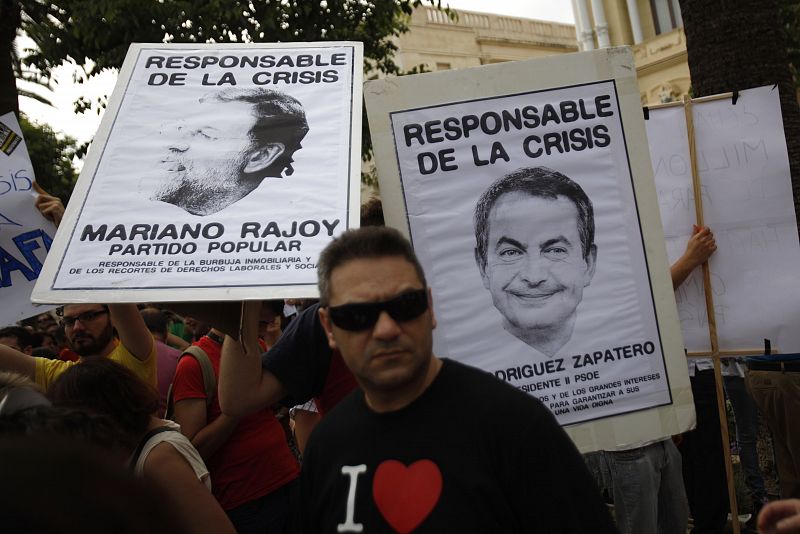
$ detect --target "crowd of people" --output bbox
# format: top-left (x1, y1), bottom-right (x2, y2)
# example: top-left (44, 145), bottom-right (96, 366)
top-left (1, 192), bottom-right (799, 534)
top-left (0, 231), bottom-right (614, 532)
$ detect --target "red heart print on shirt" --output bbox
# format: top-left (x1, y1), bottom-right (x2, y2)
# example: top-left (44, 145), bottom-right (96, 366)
top-left (372, 459), bottom-right (443, 533)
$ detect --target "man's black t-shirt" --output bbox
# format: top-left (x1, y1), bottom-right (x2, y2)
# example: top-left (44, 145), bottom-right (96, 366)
top-left (261, 303), bottom-right (331, 406)
top-left (299, 358), bottom-right (617, 533)
top-left (261, 303), bottom-right (357, 412)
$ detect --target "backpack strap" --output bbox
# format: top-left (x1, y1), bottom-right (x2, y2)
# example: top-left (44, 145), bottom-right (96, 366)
top-left (165, 345), bottom-right (217, 419)
top-left (129, 426), bottom-right (178, 470)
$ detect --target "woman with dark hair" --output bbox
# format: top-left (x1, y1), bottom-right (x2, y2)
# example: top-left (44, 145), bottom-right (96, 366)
top-left (49, 358), bottom-right (234, 534)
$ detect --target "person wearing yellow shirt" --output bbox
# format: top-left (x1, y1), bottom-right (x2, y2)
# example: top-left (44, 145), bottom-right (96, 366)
top-left (0, 303), bottom-right (155, 391)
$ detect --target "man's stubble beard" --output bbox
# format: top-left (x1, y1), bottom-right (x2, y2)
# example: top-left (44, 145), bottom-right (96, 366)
top-left (151, 150), bottom-right (255, 216)
top-left (358, 335), bottom-right (434, 395)
top-left (70, 323), bottom-right (115, 358)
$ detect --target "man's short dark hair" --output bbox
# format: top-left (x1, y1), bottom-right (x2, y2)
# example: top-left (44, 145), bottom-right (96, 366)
top-left (0, 327), bottom-right (34, 350)
top-left (474, 166), bottom-right (595, 268)
top-left (317, 227), bottom-right (427, 306)
top-left (200, 88), bottom-right (309, 177)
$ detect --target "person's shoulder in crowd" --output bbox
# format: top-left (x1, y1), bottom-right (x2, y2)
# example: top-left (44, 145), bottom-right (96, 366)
top-left (311, 357), bottom-right (555, 439)
top-left (260, 303), bottom-right (333, 406)
top-left (307, 355), bottom-right (568, 441)
top-left (262, 303), bottom-right (327, 363)
top-left (110, 338), bottom-right (157, 385)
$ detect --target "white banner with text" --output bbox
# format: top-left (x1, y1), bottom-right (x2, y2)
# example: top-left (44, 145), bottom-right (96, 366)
top-left (0, 112), bottom-right (56, 324)
top-left (648, 86), bottom-right (800, 355)
top-left (34, 42), bottom-right (363, 303)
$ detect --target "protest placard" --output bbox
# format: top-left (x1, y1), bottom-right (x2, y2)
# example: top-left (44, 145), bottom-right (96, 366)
top-left (33, 42), bottom-right (363, 303)
top-left (648, 86), bottom-right (800, 355)
top-left (0, 112), bottom-right (57, 325)
top-left (365, 47), bottom-right (694, 451)
top-left (646, 103), bottom-right (713, 353)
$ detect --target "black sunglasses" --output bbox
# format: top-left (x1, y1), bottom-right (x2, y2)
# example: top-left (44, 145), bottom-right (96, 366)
top-left (327, 288), bottom-right (429, 331)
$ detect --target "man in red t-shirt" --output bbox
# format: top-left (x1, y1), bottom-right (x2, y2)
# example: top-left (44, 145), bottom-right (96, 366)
top-left (171, 324), bottom-right (299, 534)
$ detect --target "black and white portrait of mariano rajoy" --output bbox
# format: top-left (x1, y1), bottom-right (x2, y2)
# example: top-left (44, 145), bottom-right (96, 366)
top-left (141, 87), bottom-right (309, 216)
top-left (474, 166), bottom-right (598, 358)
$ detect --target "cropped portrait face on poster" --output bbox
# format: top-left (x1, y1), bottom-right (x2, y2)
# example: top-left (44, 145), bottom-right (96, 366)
top-left (474, 167), bottom-right (597, 358)
top-left (141, 88), bottom-right (309, 216)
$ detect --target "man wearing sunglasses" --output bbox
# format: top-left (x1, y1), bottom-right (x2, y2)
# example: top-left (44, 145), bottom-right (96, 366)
top-left (0, 304), bottom-right (155, 391)
top-left (291, 226), bottom-right (616, 533)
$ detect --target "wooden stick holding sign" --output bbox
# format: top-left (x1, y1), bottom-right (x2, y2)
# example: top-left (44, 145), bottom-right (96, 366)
top-left (683, 92), bottom-right (740, 534)
top-left (686, 349), bottom-right (772, 358)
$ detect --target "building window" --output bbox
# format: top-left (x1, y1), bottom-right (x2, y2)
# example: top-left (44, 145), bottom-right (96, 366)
top-left (650, 0), bottom-right (683, 34)
top-left (436, 62), bottom-right (451, 71)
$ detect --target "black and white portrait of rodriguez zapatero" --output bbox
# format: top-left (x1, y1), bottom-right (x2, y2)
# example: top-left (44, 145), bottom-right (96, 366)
top-left (141, 87), bottom-right (309, 216)
top-left (474, 166), bottom-right (598, 359)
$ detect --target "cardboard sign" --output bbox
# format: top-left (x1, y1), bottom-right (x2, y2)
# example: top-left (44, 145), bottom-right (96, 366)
top-left (646, 104), bottom-right (713, 352)
top-left (33, 42), bottom-right (363, 303)
top-left (0, 112), bottom-right (56, 324)
top-left (365, 47), bottom-right (694, 451)
top-left (649, 86), bottom-right (800, 355)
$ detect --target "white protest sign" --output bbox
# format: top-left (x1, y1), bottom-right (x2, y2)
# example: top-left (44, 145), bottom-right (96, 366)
top-left (0, 112), bottom-right (57, 324)
top-left (692, 86), bottom-right (800, 354)
top-left (366, 47), bottom-right (694, 451)
top-left (33, 42), bottom-right (363, 303)
top-left (646, 104), bottom-right (713, 352)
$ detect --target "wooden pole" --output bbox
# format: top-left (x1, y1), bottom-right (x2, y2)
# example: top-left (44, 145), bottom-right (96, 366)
top-left (684, 94), bottom-right (718, 353)
top-left (683, 94), bottom-right (741, 534)
top-left (688, 349), bottom-right (777, 358)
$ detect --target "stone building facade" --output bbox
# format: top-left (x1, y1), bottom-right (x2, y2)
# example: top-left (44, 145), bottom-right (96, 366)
top-left (395, 3), bottom-right (689, 105)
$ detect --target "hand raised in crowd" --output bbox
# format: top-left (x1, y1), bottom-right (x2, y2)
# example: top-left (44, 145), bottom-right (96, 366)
top-left (33, 182), bottom-right (65, 228)
top-left (759, 499), bottom-right (800, 534)
top-left (683, 224), bottom-right (717, 267)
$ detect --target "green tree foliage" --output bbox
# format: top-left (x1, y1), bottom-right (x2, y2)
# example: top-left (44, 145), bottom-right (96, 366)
top-left (3, 0), bottom-right (448, 191)
top-left (5, 0), bottom-right (444, 116)
top-left (19, 114), bottom-right (79, 204)
top-left (782, 0), bottom-right (800, 88)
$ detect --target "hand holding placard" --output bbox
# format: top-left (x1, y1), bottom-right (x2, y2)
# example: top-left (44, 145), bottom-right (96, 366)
top-left (685, 225), bottom-right (717, 261)
top-left (670, 224), bottom-right (717, 290)
top-left (32, 182), bottom-right (64, 227)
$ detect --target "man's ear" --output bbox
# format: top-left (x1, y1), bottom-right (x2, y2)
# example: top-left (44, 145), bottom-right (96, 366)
top-left (583, 244), bottom-right (598, 286)
top-left (244, 142), bottom-right (285, 174)
top-left (427, 287), bottom-right (437, 330)
top-left (474, 248), bottom-right (490, 290)
top-left (318, 307), bottom-right (338, 351)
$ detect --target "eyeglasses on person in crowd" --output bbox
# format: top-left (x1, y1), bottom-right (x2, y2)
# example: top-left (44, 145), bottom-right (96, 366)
top-left (61, 309), bottom-right (109, 328)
